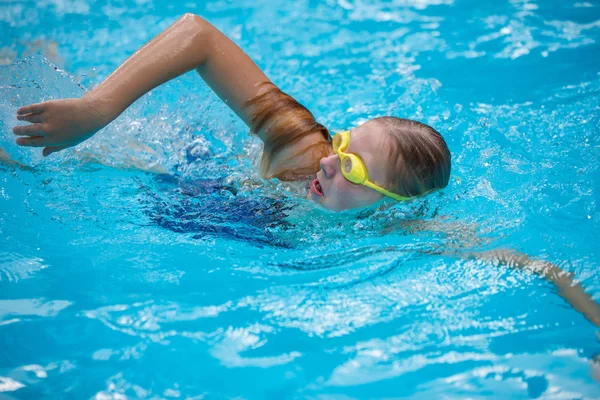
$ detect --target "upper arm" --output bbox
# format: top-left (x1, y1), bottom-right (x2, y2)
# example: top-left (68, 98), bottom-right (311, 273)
top-left (191, 14), bottom-right (274, 127)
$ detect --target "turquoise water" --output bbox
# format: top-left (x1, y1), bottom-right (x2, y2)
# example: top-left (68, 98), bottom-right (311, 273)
top-left (1, 0), bottom-right (599, 398)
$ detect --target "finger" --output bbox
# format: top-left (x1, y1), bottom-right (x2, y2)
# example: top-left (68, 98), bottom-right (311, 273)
top-left (13, 124), bottom-right (45, 137)
top-left (17, 103), bottom-right (45, 115)
top-left (16, 136), bottom-right (46, 147)
top-left (16, 113), bottom-right (44, 123)
top-left (43, 145), bottom-right (68, 157)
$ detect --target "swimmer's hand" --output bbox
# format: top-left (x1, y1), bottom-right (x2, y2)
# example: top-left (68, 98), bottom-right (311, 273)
top-left (13, 96), bottom-right (113, 157)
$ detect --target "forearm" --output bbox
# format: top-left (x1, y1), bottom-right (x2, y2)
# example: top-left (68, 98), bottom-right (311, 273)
top-left (529, 259), bottom-right (600, 328)
top-left (471, 249), bottom-right (600, 328)
top-left (85, 14), bottom-right (213, 120)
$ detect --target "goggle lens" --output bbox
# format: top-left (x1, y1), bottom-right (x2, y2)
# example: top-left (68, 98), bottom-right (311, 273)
top-left (342, 157), bottom-right (353, 174)
top-left (332, 134), bottom-right (342, 151)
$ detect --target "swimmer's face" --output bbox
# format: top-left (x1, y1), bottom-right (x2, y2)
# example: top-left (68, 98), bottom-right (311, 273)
top-left (309, 120), bottom-right (392, 211)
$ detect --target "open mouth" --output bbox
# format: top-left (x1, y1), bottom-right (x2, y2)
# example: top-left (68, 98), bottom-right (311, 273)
top-left (310, 177), bottom-right (324, 197)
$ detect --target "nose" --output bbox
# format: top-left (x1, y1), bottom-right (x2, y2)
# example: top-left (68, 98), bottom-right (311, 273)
top-left (319, 153), bottom-right (338, 179)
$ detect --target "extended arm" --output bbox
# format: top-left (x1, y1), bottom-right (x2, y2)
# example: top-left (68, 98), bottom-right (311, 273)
top-left (13, 14), bottom-right (274, 156)
top-left (466, 249), bottom-right (600, 328)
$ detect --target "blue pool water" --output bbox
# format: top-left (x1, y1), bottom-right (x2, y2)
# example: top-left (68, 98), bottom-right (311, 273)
top-left (1, 0), bottom-right (599, 398)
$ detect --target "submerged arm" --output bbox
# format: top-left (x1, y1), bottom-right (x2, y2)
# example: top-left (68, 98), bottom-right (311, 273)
top-left (466, 249), bottom-right (600, 328)
top-left (13, 14), bottom-right (275, 156)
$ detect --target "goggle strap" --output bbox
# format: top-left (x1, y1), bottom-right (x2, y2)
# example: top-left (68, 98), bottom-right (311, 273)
top-left (362, 180), bottom-right (412, 201)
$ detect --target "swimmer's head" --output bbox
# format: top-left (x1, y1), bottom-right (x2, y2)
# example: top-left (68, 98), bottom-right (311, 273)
top-left (309, 117), bottom-right (451, 211)
top-left (244, 85), bottom-right (451, 211)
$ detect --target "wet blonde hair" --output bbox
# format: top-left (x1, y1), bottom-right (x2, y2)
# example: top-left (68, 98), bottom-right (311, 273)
top-left (376, 117), bottom-right (451, 198)
top-left (244, 82), bottom-right (331, 180)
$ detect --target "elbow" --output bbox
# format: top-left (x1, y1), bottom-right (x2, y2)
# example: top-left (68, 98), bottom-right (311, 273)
top-left (181, 12), bottom-right (201, 22)
top-left (181, 12), bottom-right (211, 32)
top-left (177, 13), bottom-right (214, 55)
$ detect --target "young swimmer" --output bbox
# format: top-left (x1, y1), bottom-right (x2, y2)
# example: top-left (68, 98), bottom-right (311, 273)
top-left (12, 13), bottom-right (449, 212)
top-left (9, 14), bottom-right (600, 332)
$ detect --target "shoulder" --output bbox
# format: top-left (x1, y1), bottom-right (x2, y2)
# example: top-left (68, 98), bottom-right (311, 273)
top-left (244, 84), bottom-right (331, 181)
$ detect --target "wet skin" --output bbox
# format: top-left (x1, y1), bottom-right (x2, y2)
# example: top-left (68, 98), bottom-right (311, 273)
top-left (308, 120), bottom-right (391, 212)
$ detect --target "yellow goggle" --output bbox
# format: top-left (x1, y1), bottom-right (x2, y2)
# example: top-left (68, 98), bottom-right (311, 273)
top-left (332, 130), bottom-right (411, 201)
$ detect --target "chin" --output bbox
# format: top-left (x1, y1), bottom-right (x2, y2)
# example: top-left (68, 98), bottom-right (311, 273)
top-left (307, 190), bottom-right (320, 203)
top-left (307, 191), bottom-right (334, 210)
